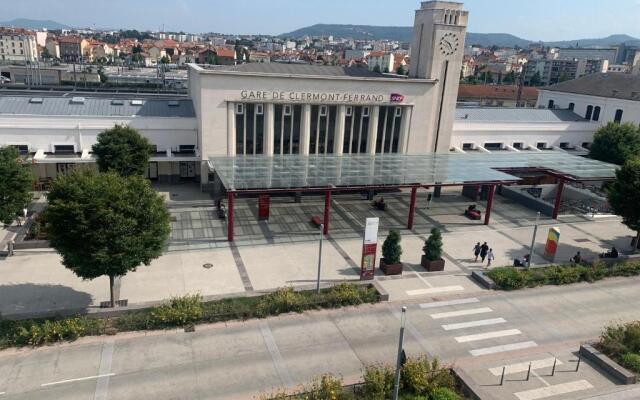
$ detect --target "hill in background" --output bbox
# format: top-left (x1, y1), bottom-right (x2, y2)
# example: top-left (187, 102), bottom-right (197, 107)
top-left (280, 24), bottom-right (640, 48)
top-left (0, 18), bottom-right (71, 30)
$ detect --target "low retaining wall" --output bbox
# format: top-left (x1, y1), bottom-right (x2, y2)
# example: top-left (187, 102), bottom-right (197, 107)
top-left (471, 270), bottom-right (495, 289)
top-left (579, 344), bottom-right (637, 385)
top-left (13, 240), bottom-right (50, 250)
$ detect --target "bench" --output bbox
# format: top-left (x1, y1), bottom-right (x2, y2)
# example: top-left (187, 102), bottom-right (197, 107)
top-left (311, 215), bottom-right (322, 227)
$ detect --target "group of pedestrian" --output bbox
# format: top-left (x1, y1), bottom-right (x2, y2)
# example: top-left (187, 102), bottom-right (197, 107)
top-left (473, 241), bottom-right (494, 267)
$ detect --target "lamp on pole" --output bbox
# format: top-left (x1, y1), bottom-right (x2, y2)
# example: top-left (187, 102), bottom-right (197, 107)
top-left (527, 212), bottom-right (540, 267)
top-left (316, 224), bottom-right (324, 293)
top-left (392, 306), bottom-right (407, 400)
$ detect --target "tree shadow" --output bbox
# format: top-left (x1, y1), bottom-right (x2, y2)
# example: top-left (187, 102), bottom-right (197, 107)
top-left (0, 283), bottom-right (93, 319)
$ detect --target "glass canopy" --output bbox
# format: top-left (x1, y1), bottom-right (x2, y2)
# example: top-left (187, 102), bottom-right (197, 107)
top-left (208, 153), bottom-right (618, 191)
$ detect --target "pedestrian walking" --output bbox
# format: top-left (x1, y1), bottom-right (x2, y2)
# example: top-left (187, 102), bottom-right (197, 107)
top-left (473, 242), bottom-right (481, 262)
top-left (487, 249), bottom-right (494, 267)
top-left (480, 242), bottom-right (489, 262)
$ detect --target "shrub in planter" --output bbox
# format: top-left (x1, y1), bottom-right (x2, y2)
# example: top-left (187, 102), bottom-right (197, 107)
top-left (149, 294), bottom-right (203, 328)
top-left (381, 230), bottom-right (403, 275)
top-left (401, 356), bottom-right (454, 395)
top-left (303, 374), bottom-right (348, 400)
top-left (486, 267), bottom-right (527, 290)
top-left (622, 353), bottom-right (640, 373)
top-left (362, 363), bottom-right (394, 400)
top-left (429, 387), bottom-right (461, 400)
top-left (421, 228), bottom-right (445, 271)
top-left (325, 283), bottom-right (364, 307)
top-left (255, 287), bottom-right (305, 317)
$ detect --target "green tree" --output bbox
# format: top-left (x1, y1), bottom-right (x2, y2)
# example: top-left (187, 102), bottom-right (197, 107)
top-left (423, 228), bottom-right (443, 261)
top-left (608, 158), bottom-right (640, 251)
top-left (44, 171), bottom-right (170, 306)
top-left (529, 71), bottom-right (542, 86)
top-left (92, 125), bottom-right (154, 177)
top-left (397, 64), bottom-right (405, 75)
top-left (382, 230), bottom-right (402, 264)
top-left (0, 146), bottom-right (33, 224)
top-left (160, 55), bottom-right (170, 64)
top-left (589, 122), bottom-right (640, 165)
top-left (373, 65), bottom-right (381, 73)
top-left (503, 70), bottom-right (516, 84)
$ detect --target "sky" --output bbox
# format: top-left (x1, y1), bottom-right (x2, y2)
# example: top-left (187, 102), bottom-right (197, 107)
top-left (4, 0), bottom-right (640, 40)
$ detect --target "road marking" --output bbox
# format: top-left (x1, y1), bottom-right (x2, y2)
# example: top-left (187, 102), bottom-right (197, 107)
top-left (94, 340), bottom-right (114, 400)
top-left (532, 370), bottom-right (551, 387)
top-left (470, 341), bottom-right (538, 356)
top-left (430, 307), bottom-right (492, 319)
top-left (419, 298), bottom-right (479, 309)
top-left (260, 322), bottom-right (294, 388)
top-left (514, 380), bottom-right (593, 400)
top-left (413, 271), bottom-right (433, 288)
top-left (407, 285), bottom-right (464, 296)
top-left (442, 317), bottom-right (506, 331)
top-left (0, 392), bottom-right (5, 396)
top-left (455, 329), bottom-right (521, 343)
top-left (489, 358), bottom-right (563, 376)
top-left (41, 373), bottom-right (116, 387)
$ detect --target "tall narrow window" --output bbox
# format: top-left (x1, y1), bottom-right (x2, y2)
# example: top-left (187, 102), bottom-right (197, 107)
top-left (592, 106), bottom-right (601, 121)
top-left (273, 104), bottom-right (301, 155)
top-left (234, 103), bottom-right (264, 155)
top-left (310, 105), bottom-right (336, 154)
top-left (585, 105), bottom-right (593, 120)
top-left (375, 106), bottom-right (403, 154)
top-left (614, 109), bottom-right (623, 123)
top-left (568, 102), bottom-right (575, 111)
top-left (343, 106), bottom-right (370, 154)
top-left (547, 99), bottom-right (554, 109)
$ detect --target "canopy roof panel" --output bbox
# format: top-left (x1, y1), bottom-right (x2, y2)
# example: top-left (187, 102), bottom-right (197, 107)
top-left (208, 153), bottom-right (617, 191)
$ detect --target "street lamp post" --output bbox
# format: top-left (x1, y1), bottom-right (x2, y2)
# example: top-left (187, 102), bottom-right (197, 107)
top-left (527, 212), bottom-right (540, 268)
top-left (392, 306), bottom-right (407, 400)
top-left (316, 224), bottom-right (324, 293)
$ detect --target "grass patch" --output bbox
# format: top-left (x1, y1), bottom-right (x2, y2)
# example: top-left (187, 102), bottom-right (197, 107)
top-left (597, 320), bottom-right (640, 374)
top-left (486, 261), bottom-right (640, 290)
top-left (0, 283), bottom-right (380, 349)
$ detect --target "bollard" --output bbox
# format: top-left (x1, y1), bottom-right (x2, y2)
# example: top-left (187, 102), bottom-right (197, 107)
top-left (526, 362), bottom-right (532, 381)
top-left (576, 355), bottom-right (581, 372)
top-left (500, 366), bottom-right (506, 386)
top-left (551, 358), bottom-right (557, 376)
top-left (8, 240), bottom-right (14, 256)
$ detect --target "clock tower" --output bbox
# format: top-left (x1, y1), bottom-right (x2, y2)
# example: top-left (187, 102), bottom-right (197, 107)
top-left (409, 1), bottom-right (468, 152)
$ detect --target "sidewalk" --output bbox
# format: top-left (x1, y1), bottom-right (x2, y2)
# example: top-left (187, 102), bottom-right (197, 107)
top-left (0, 208), bottom-right (633, 318)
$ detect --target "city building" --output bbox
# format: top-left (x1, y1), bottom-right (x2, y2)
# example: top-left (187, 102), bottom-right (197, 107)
top-left (537, 73), bottom-right (640, 125)
top-left (525, 58), bottom-right (608, 86)
top-left (457, 84), bottom-right (538, 107)
top-left (58, 36), bottom-right (88, 62)
top-left (552, 47), bottom-right (618, 63)
top-left (0, 28), bottom-right (38, 62)
top-left (367, 51), bottom-right (394, 72)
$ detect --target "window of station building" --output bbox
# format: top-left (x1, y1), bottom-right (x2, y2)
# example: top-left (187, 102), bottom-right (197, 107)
top-left (536, 142), bottom-right (548, 150)
top-left (559, 142), bottom-right (571, 150)
top-left (592, 106), bottom-right (601, 121)
top-left (235, 103), bottom-right (264, 155)
top-left (568, 103), bottom-right (575, 111)
top-left (585, 105), bottom-right (593, 120)
top-left (462, 143), bottom-right (474, 151)
top-left (178, 144), bottom-right (195, 154)
top-left (54, 144), bottom-right (75, 154)
top-left (310, 105), bottom-right (337, 154)
top-left (274, 104), bottom-right (302, 155)
top-left (11, 144), bottom-right (29, 155)
top-left (483, 142), bottom-right (503, 151)
top-left (614, 109), bottom-right (623, 123)
top-left (512, 142), bottom-right (524, 150)
top-left (375, 106), bottom-right (403, 154)
top-left (581, 142), bottom-right (592, 149)
top-left (345, 106), bottom-right (353, 117)
top-left (342, 105), bottom-right (371, 154)
top-left (547, 99), bottom-right (554, 109)
top-left (255, 103), bottom-right (263, 115)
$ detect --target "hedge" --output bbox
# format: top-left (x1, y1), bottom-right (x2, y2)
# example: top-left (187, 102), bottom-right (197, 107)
top-left (0, 283), bottom-right (380, 349)
top-left (486, 261), bottom-right (640, 290)
top-left (598, 321), bottom-right (640, 375)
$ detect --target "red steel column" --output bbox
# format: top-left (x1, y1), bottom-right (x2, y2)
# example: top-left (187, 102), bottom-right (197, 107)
top-left (227, 191), bottom-right (234, 241)
top-left (552, 179), bottom-right (565, 220)
top-left (407, 186), bottom-right (418, 229)
top-left (484, 184), bottom-right (495, 225)
top-left (323, 190), bottom-right (331, 235)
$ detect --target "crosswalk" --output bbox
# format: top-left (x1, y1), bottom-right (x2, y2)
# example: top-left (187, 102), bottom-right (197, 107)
top-left (419, 296), bottom-right (537, 357)
top-left (417, 295), bottom-right (595, 399)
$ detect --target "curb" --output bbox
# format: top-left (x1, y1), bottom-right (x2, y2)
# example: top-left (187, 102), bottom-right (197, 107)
top-left (471, 270), bottom-right (495, 289)
top-left (579, 344), bottom-right (637, 385)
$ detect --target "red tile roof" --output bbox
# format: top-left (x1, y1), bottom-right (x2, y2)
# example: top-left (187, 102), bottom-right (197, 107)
top-left (458, 84), bottom-right (539, 101)
top-left (216, 47), bottom-right (236, 58)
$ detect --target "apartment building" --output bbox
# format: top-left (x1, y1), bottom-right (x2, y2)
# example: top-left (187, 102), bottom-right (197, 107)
top-left (0, 28), bottom-right (38, 62)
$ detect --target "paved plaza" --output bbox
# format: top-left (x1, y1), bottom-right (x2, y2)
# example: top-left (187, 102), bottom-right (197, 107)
top-left (0, 188), bottom-right (634, 317)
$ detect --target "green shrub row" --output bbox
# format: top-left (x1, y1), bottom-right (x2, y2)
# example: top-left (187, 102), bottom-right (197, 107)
top-left (0, 284), bottom-right (380, 349)
top-left (262, 356), bottom-right (460, 400)
top-left (486, 261), bottom-right (640, 290)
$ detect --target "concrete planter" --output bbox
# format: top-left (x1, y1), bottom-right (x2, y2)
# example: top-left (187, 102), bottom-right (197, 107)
top-left (580, 344), bottom-right (637, 384)
top-left (421, 256), bottom-right (445, 271)
top-left (380, 259), bottom-right (402, 275)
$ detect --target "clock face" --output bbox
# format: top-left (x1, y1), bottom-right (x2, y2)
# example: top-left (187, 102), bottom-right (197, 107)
top-left (439, 32), bottom-right (460, 56)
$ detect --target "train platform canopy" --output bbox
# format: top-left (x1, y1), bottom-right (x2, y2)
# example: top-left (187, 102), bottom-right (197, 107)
top-left (208, 152), bottom-right (618, 192)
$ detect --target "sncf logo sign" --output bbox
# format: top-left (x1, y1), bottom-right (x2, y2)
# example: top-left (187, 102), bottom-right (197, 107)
top-left (390, 93), bottom-right (404, 103)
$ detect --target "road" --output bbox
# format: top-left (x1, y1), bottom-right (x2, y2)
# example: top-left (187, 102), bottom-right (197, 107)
top-left (0, 276), bottom-right (639, 400)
